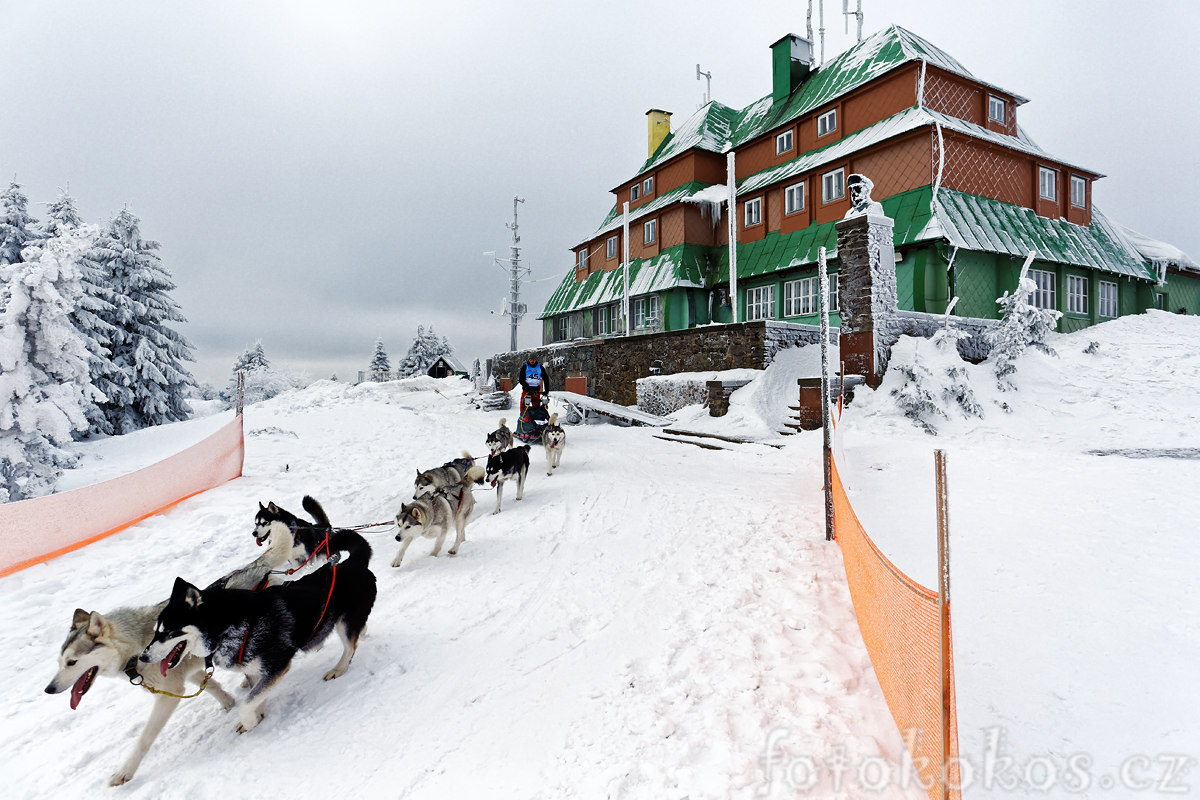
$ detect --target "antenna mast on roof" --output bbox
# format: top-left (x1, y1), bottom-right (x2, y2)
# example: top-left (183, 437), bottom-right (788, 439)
top-left (843, 0), bottom-right (863, 43)
top-left (487, 196), bottom-right (529, 352)
top-left (696, 64), bottom-right (712, 104)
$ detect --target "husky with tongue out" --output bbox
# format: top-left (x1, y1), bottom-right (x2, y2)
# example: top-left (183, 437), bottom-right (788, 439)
top-left (44, 604), bottom-right (236, 786)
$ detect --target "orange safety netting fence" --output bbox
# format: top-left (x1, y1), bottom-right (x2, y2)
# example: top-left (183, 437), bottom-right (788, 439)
top-left (0, 414), bottom-right (244, 578)
top-left (830, 450), bottom-right (961, 800)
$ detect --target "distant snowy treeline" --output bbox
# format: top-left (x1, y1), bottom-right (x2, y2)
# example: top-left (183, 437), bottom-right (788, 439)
top-left (0, 180), bottom-right (194, 502)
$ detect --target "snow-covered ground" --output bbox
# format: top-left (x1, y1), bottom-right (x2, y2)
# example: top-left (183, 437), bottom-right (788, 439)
top-left (3, 312), bottom-right (1198, 798)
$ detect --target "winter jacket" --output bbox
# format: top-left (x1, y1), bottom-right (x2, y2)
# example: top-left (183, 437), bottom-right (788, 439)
top-left (517, 361), bottom-right (549, 393)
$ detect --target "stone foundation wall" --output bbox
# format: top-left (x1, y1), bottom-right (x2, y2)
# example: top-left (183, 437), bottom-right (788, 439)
top-left (492, 321), bottom-right (830, 406)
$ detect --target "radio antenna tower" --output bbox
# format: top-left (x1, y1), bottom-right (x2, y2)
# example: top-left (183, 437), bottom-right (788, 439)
top-left (492, 196), bottom-right (528, 352)
top-left (696, 63), bottom-right (712, 104)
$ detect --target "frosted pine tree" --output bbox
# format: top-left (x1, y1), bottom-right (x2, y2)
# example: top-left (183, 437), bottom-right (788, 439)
top-left (0, 229), bottom-right (104, 501)
top-left (226, 340), bottom-right (291, 405)
top-left (397, 325), bottom-right (452, 377)
top-left (986, 272), bottom-right (1062, 390)
top-left (369, 337), bottom-right (391, 381)
top-left (0, 180), bottom-right (36, 266)
top-left (88, 209), bottom-right (195, 433)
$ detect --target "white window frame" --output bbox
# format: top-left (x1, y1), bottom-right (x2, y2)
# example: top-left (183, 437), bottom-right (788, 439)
top-left (988, 95), bottom-right (1006, 124)
top-left (630, 183), bottom-right (640, 202)
top-left (606, 235), bottom-right (618, 259)
top-left (744, 197), bottom-right (762, 228)
top-left (817, 108), bottom-right (837, 137)
top-left (1098, 280), bottom-right (1118, 318)
top-left (592, 304), bottom-right (611, 335)
top-left (784, 279), bottom-right (802, 316)
top-left (784, 181), bottom-right (805, 215)
top-left (1070, 175), bottom-right (1087, 209)
top-left (745, 285), bottom-right (775, 321)
top-left (577, 249), bottom-right (587, 270)
top-left (822, 167), bottom-right (845, 203)
top-left (643, 218), bottom-right (657, 245)
top-left (1029, 268), bottom-right (1056, 311)
top-left (633, 295), bottom-right (660, 329)
top-left (555, 316), bottom-right (569, 341)
top-left (1039, 166), bottom-right (1058, 201)
top-left (776, 129), bottom-right (793, 155)
top-left (642, 176), bottom-right (654, 195)
top-left (1067, 274), bottom-right (1089, 315)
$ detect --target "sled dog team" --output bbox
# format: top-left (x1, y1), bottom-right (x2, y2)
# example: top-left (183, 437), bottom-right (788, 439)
top-left (45, 413), bottom-right (567, 786)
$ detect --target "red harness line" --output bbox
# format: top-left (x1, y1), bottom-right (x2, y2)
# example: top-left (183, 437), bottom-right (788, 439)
top-left (237, 531), bottom-right (337, 665)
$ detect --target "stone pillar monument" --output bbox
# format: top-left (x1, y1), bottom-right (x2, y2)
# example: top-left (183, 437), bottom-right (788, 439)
top-left (835, 174), bottom-right (897, 387)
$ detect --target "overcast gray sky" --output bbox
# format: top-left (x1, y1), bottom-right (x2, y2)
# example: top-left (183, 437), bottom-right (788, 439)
top-left (6, 0), bottom-right (1197, 387)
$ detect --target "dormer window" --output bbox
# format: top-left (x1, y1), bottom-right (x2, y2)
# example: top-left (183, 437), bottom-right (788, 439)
top-left (776, 129), bottom-right (793, 155)
top-left (1039, 166), bottom-right (1058, 201)
top-left (1070, 175), bottom-right (1087, 209)
top-left (606, 235), bottom-right (618, 259)
top-left (817, 109), bottom-right (837, 137)
top-left (630, 183), bottom-right (640, 202)
top-left (577, 249), bottom-right (587, 270)
top-left (821, 167), bottom-right (845, 203)
top-left (643, 219), bottom-right (657, 245)
top-left (988, 95), bottom-right (1006, 124)
top-left (642, 176), bottom-right (654, 195)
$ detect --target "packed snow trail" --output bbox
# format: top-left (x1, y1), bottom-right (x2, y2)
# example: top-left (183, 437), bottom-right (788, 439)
top-left (1, 378), bottom-right (922, 799)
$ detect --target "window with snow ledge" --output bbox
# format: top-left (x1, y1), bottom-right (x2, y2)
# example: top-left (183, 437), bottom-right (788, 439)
top-left (1039, 166), bottom-right (1058, 201)
top-left (744, 197), bottom-right (762, 228)
top-left (785, 181), bottom-right (805, 215)
top-left (606, 235), bottom-right (618, 259)
top-left (822, 167), bottom-right (845, 203)
top-left (634, 295), bottom-right (659, 329)
top-left (1029, 268), bottom-right (1056, 311)
top-left (745, 285), bottom-right (775, 321)
top-left (776, 129), bottom-right (793, 155)
top-left (989, 95), bottom-right (1006, 124)
top-left (1070, 175), bottom-right (1087, 209)
top-left (1099, 281), bottom-right (1118, 318)
top-left (1067, 274), bottom-right (1089, 315)
top-left (643, 219), bottom-right (657, 245)
top-left (817, 108), bottom-right (837, 137)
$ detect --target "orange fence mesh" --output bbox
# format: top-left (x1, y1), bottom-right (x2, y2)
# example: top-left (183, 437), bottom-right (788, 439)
top-left (0, 414), bottom-right (244, 578)
top-left (830, 456), bottom-right (961, 800)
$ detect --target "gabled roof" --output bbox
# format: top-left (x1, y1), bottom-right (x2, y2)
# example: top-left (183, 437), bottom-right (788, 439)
top-left (538, 244), bottom-right (711, 319)
top-left (631, 102), bottom-right (738, 182)
top-left (581, 180), bottom-right (716, 247)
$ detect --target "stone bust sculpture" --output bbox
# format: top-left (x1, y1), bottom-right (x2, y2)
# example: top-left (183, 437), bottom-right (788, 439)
top-left (844, 173), bottom-right (884, 219)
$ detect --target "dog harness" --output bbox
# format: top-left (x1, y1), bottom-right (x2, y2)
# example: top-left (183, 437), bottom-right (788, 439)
top-left (124, 654), bottom-right (215, 699)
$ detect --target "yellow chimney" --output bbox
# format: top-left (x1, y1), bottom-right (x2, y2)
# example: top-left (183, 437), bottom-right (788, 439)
top-left (646, 109), bottom-right (672, 158)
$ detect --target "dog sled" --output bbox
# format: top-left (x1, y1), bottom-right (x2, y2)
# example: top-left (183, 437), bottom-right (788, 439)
top-left (515, 393), bottom-right (550, 442)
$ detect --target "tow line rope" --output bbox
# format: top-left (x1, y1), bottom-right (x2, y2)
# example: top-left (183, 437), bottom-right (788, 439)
top-left (125, 655), bottom-right (215, 699)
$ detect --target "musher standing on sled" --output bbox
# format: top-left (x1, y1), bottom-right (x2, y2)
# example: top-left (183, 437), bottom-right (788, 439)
top-left (517, 356), bottom-right (550, 412)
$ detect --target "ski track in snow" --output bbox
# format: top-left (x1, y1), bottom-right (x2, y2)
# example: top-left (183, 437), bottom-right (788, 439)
top-left (1, 378), bottom-right (922, 799)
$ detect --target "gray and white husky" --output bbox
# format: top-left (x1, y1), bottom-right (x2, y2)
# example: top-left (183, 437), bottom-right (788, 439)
top-left (391, 480), bottom-right (477, 567)
top-left (486, 417), bottom-right (514, 454)
top-left (45, 605), bottom-right (236, 786)
top-left (541, 413), bottom-right (566, 476)
top-left (415, 452), bottom-right (485, 498)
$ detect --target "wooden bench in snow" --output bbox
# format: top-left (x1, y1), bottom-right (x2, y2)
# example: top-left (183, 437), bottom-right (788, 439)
top-left (553, 391), bottom-right (670, 428)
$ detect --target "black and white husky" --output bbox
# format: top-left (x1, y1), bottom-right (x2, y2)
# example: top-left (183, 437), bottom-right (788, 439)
top-left (484, 444), bottom-right (530, 515)
top-left (541, 413), bottom-right (566, 476)
top-left (486, 417), bottom-right (514, 454)
top-left (392, 479), bottom-right (477, 567)
top-left (415, 451), bottom-right (485, 498)
top-left (45, 604), bottom-right (236, 786)
top-left (140, 530), bottom-right (377, 734)
top-left (247, 496), bottom-right (343, 577)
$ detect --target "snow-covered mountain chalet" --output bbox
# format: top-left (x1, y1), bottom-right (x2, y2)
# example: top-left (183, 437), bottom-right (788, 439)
top-left (538, 26), bottom-right (1199, 344)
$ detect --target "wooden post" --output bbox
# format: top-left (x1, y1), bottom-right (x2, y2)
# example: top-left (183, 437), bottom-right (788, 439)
top-left (934, 449), bottom-right (951, 799)
top-left (819, 247), bottom-right (833, 541)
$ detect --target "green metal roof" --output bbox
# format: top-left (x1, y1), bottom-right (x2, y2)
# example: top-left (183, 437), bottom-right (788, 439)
top-left (582, 181), bottom-right (715, 247)
top-left (633, 102), bottom-right (738, 179)
top-left (538, 244), bottom-right (712, 319)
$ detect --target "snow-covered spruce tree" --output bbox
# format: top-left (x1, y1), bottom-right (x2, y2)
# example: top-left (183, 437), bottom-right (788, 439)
top-left (369, 337), bottom-right (391, 381)
top-left (931, 323), bottom-right (982, 419)
top-left (986, 274), bottom-right (1062, 390)
top-left (889, 357), bottom-right (947, 436)
top-left (87, 209), bottom-right (195, 433)
top-left (0, 180), bottom-right (37, 267)
top-left (397, 325), bottom-right (452, 378)
top-left (225, 340), bottom-right (292, 406)
top-left (0, 229), bottom-right (104, 501)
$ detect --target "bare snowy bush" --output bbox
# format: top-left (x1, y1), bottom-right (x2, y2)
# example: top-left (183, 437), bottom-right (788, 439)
top-left (636, 376), bottom-right (709, 417)
top-left (986, 275), bottom-right (1062, 390)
